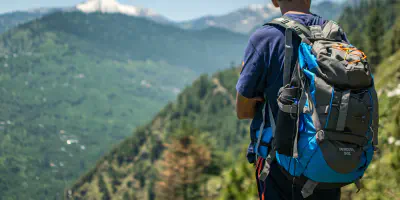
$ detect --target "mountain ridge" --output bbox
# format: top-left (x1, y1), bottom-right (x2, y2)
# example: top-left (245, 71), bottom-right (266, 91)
top-left (0, 0), bottom-right (348, 35)
top-left (178, 1), bottom-right (346, 34)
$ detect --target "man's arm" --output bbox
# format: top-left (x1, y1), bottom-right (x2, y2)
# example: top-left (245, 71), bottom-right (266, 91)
top-left (236, 92), bottom-right (264, 120)
top-left (236, 29), bottom-right (270, 120)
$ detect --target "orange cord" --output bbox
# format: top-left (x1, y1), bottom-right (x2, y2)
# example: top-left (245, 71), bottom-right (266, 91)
top-left (332, 44), bottom-right (367, 64)
top-left (256, 158), bottom-right (266, 200)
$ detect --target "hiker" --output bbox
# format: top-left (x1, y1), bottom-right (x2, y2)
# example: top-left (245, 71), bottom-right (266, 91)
top-left (236, 0), bottom-right (379, 199)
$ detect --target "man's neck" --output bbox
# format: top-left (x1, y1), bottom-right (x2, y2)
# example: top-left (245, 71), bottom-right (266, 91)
top-left (280, 9), bottom-right (311, 15)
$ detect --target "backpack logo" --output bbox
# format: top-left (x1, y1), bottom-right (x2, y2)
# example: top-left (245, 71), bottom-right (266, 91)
top-left (338, 148), bottom-right (355, 156)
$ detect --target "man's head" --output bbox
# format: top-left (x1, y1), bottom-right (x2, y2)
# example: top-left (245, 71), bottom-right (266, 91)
top-left (271, 0), bottom-right (312, 14)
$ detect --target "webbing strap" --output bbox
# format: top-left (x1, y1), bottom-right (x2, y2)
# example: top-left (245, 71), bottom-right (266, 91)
top-left (355, 179), bottom-right (362, 193)
top-left (255, 101), bottom-right (275, 161)
top-left (284, 28), bottom-right (294, 85)
top-left (258, 151), bottom-right (276, 181)
top-left (369, 88), bottom-right (379, 145)
top-left (301, 179), bottom-right (319, 198)
top-left (278, 101), bottom-right (298, 114)
top-left (292, 86), bottom-right (309, 158)
top-left (266, 16), bottom-right (312, 40)
top-left (268, 104), bottom-right (276, 136)
top-left (336, 90), bottom-right (351, 131)
top-left (317, 105), bottom-right (330, 114)
top-left (298, 88), bottom-right (310, 113)
top-left (256, 100), bottom-right (276, 181)
top-left (255, 102), bottom-right (267, 161)
top-left (307, 88), bottom-right (322, 133)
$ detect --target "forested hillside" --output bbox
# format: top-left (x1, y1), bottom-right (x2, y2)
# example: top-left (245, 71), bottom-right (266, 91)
top-left (68, 0), bottom-right (400, 199)
top-left (66, 68), bottom-right (254, 199)
top-left (339, 0), bottom-right (400, 68)
top-left (0, 10), bottom-right (54, 34)
top-left (0, 11), bottom-right (247, 199)
top-left (68, 54), bottom-right (400, 199)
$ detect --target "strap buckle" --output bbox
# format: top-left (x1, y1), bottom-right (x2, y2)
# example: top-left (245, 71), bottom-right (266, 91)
top-left (258, 151), bottom-right (276, 181)
top-left (301, 179), bottom-right (319, 198)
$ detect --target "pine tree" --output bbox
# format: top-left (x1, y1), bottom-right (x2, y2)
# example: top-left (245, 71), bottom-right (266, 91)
top-left (366, 7), bottom-right (385, 71)
top-left (389, 20), bottom-right (400, 54)
top-left (98, 174), bottom-right (111, 200)
top-left (155, 135), bottom-right (211, 200)
top-left (123, 192), bottom-right (130, 200)
top-left (219, 156), bottom-right (257, 200)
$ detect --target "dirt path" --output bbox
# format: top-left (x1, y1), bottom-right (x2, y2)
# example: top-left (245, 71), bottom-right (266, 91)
top-left (212, 78), bottom-right (235, 107)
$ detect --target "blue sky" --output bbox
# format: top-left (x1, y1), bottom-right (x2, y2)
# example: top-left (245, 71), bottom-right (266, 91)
top-left (0, 0), bottom-right (343, 21)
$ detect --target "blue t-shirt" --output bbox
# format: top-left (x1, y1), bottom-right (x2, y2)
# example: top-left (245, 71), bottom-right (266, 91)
top-left (236, 13), bottom-right (347, 139)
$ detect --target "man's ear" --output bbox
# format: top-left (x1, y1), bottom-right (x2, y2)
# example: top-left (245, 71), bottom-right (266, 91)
top-left (271, 0), bottom-right (280, 8)
top-left (304, 0), bottom-right (312, 7)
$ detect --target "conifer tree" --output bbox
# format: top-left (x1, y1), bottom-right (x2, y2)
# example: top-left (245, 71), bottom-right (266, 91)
top-left (98, 174), bottom-right (111, 200)
top-left (366, 7), bottom-right (385, 71)
top-left (219, 156), bottom-right (257, 200)
top-left (155, 135), bottom-right (211, 200)
top-left (389, 20), bottom-right (400, 54)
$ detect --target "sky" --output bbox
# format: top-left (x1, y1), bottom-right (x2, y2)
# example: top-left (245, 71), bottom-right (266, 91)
top-left (0, 0), bottom-right (344, 21)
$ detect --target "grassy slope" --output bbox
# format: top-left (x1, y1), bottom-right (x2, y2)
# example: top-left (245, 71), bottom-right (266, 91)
top-left (341, 51), bottom-right (400, 199)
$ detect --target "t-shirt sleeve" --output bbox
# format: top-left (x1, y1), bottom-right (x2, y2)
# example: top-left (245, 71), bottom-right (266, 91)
top-left (236, 31), bottom-right (269, 99)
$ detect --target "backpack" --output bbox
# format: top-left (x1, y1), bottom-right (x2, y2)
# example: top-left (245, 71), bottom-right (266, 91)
top-left (253, 16), bottom-right (379, 198)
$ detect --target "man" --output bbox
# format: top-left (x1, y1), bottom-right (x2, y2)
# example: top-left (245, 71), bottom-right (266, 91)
top-left (236, 0), bottom-right (345, 199)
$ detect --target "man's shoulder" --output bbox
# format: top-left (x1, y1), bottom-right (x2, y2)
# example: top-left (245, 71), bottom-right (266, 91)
top-left (248, 24), bottom-right (285, 47)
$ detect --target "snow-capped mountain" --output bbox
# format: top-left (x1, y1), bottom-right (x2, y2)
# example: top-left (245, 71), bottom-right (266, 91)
top-left (179, 4), bottom-right (280, 34)
top-left (75, 0), bottom-right (170, 24)
top-left (0, 0), bottom-right (347, 35)
top-left (0, 0), bottom-right (171, 34)
top-left (180, 1), bottom-right (346, 34)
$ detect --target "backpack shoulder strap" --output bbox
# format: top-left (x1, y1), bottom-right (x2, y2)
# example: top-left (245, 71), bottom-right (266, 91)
top-left (265, 16), bottom-right (305, 86)
top-left (264, 15), bottom-right (312, 40)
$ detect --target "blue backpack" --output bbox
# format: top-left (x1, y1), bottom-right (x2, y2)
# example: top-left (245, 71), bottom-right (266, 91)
top-left (252, 16), bottom-right (379, 198)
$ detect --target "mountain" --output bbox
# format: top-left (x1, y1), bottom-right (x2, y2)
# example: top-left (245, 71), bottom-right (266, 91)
top-left (0, 11), bottom-right (247, 199)
top-left (75, 0), bottom-right (171, 24)
top-left (179, 4), bottom-right (280, 34)
top-left (311, 1), bottom-right (345, 21)
top-left (179, 1), bottom-right (347, 34)
top-left (0, 9), bottom-right (58, 34)
top-left (0, 0), bottom-right (171, 35)
top-left (0, 0), bottom-right (348, 36)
